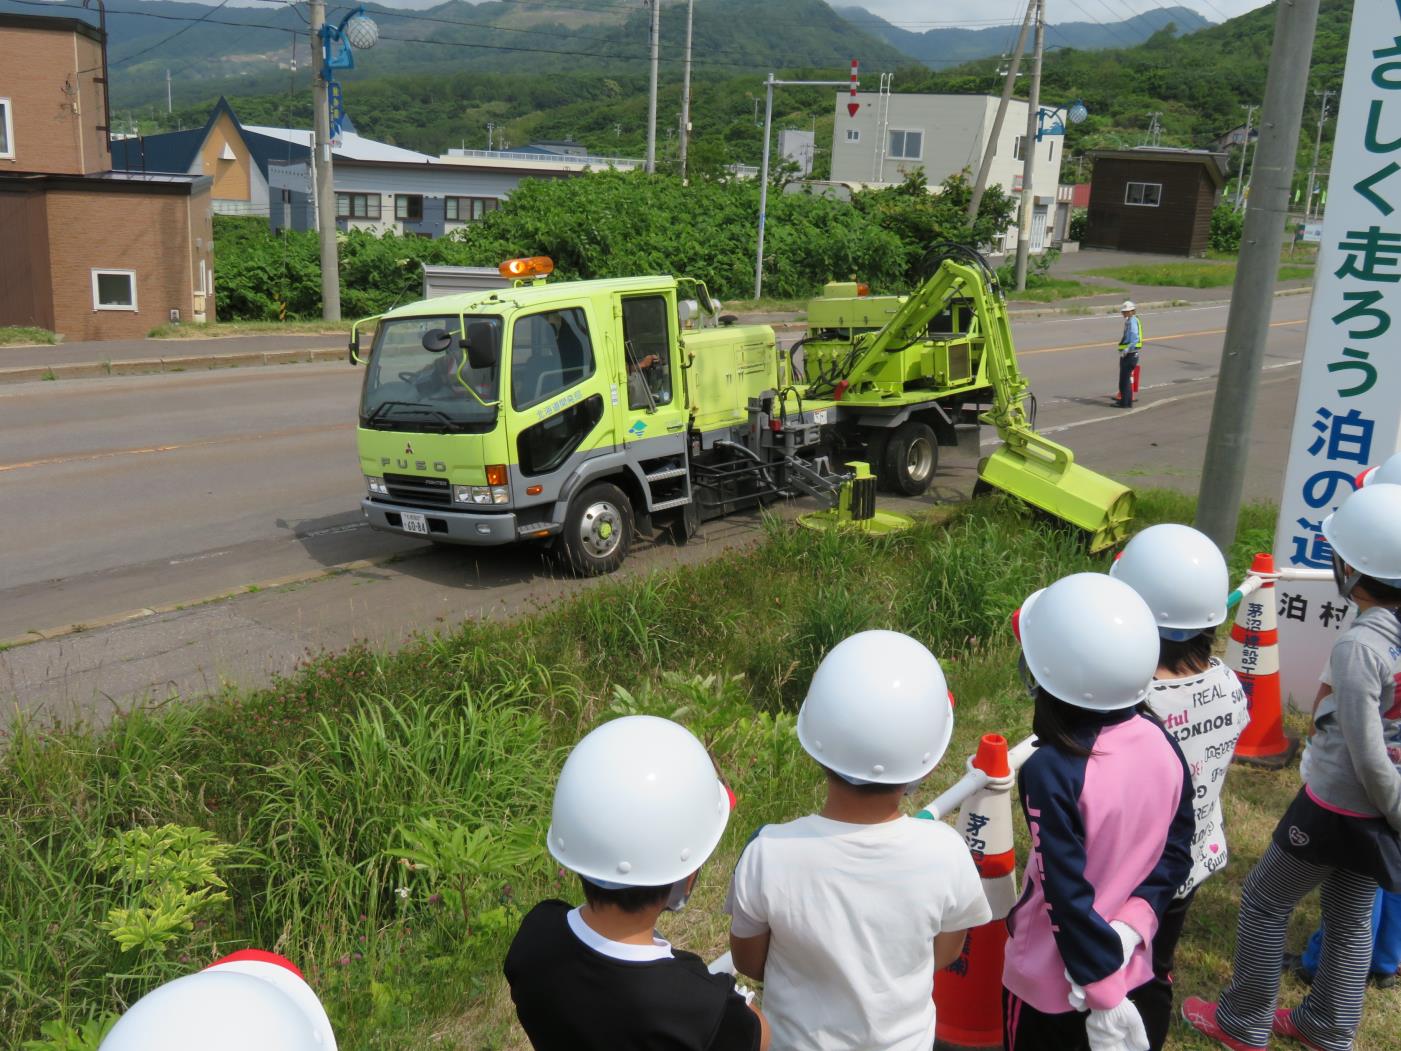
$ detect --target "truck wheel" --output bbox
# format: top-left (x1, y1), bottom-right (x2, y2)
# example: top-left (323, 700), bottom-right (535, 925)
top-left (560, 482), bottom-right (633, 575)
top-left (882, 421), bottom-right (938, 496)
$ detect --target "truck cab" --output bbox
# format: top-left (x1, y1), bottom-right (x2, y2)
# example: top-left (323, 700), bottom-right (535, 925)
top-left (356, 266), bottom-right (778, 573)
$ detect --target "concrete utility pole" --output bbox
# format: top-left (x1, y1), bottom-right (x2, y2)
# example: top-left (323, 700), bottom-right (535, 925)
top-left (967, 0), bottom-right (1034, 222)
top-left (1196, 0), bottom-right (1320, 552)
top-left (1305, 87), bottom-right (1335, 218)
top-left (645, 0), bottom-right (661, 173)
top-left (679, 0), bottom-right (694, 180)
top-left (1013, 0), bottom-right (1044, 291)
top-left (1235, 104), bottom-right (1258, 208)
top-left (310, 0), bottom-right (341, 320)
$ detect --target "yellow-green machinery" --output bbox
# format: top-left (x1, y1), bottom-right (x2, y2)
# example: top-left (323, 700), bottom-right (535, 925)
top-left (349, 250), bottom-right (1131, 575)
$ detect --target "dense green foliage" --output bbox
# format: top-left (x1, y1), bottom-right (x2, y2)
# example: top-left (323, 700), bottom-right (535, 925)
top-left (1210, 204), bottom-right (1246, 254)
top-left (3, 490), bottom-right (1287, 1050)
top-left (211, 170), bottom-right (1016, 320)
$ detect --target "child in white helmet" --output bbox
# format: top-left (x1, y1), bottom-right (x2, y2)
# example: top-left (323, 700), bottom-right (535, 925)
top-left (1108, 523), bottom-right (1250, 1049)
top-left (1185, 483), bottom-right (1401, 1051)
top-left (725, 629), bottom-right (991, 1051)
top-left (505, 715), bottom-right (769, 1051)
top-left (1002, 573), bottom-right (1194, 1051)
top-left (99, 949), bottom-right (337, 1051)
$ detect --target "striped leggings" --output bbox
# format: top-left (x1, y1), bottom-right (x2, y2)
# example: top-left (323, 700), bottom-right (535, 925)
top-left (1217, 842), bottom-right (1378, 1050)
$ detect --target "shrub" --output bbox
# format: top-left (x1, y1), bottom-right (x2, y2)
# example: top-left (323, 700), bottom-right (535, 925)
top-left (1068, 208), bottom-right (1087, 242)
top-left (1209, 204), bottom-right (1244, 253)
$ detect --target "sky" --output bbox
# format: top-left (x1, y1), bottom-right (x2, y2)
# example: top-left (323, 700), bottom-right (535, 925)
top-left (847, 0), bottom-right (1274, 28)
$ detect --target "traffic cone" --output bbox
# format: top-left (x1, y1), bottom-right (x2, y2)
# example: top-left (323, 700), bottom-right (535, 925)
top-left (1131, 364), bottom-right (1141, 394)
top-left (1226, 553), bottom-right (1299, 768)
top-left (932, 734), bottom-right (1018, 1050)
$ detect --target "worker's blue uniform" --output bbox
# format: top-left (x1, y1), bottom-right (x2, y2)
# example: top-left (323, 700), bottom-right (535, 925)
top-left (1116, 315), bottom-right (1143, 408)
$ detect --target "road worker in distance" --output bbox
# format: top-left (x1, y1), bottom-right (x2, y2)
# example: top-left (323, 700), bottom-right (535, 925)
top-left (505, 715), bottom-right (769, 1051)
top-left (1108, 523), bottom-right (1249, 1050)
top-left (1003, 573), bottom-right (1193, 1051)
top-left (1185, 483), bottom-right (1401, 1051)
top-left (99, 949), bottom-right (337, 1051)
top-left (725, 629), bottom-right (991, 1051)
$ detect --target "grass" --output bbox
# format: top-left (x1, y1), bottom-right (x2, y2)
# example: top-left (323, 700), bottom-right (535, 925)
top-left (721, 296), bottom-right (808, 315)
top-left (1085, 261), bottom-right (1316, 289)
top-left (0, 326), bottom-right (58, 346)
top-left (146, 319), bottom-right (354, 339)
top-left (4, 490), bottom-right (1389, 1051)
top-left (1006, 278), bottom-right (1121, 303)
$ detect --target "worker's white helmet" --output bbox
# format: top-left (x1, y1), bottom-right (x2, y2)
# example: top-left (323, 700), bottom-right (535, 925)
top-left (1120, 300), bottom-right (1136, 313)
top-left (1110, 523), bottom-right (1229, 637)
top-left (1016, 573), bottom-right (1159, 711)
top-left (1357, 450), bottom-right (1401, 489)
top-left (100, 951), bottom-right (336, 1051)
top-left (797, 630), bottom-right (954, 785)
top-left (1322, 482), bottom-right (1401, 587)
top-left (548, 716), bottom-right (731, 888)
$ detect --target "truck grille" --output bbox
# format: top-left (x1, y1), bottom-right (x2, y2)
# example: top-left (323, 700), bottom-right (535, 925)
top-left (382, 472), bottom-right (452, 508)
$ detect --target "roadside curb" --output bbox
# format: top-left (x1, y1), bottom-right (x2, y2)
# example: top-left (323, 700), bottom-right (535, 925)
top-left (0, 346), bottom-right (345, 386)
top-left (0, 555), bottom-right (390, 652)
top-left (1005, 284), bottom-right (1312, 319)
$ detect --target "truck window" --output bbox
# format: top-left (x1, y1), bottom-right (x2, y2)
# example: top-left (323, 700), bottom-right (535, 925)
top-left (511, 307), bottom-right (595, 411)
top-left (517, 394), bottom-right (605, 477)
top-left (621, 296), bottom-right (672, 410)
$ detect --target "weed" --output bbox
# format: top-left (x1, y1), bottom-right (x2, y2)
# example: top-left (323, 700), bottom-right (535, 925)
top-left (0, 326), bottom-right (58, 346)
top-left (41, 369), bottom-right (57, 381)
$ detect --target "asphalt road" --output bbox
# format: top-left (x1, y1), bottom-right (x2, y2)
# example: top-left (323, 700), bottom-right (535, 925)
top-left (0, 296), bottom-right (1311, 720)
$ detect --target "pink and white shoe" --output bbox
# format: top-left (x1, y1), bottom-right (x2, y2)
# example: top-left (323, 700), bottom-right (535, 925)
top-left (1273, 1008), bottom-right (1326, 1050)
top-left (1181, 997), bottom-right (1266, 1050)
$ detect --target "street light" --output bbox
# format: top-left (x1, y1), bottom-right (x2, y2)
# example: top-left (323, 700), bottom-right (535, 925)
top-left (1034, 99), bottom-right (1088, 142)
top-left (320, 6), bottom-right (379, 143)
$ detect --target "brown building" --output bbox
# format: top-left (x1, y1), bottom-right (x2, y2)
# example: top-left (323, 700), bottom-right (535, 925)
top-left (0, 13), bottom-right (214, 341)
top-left (1083, 148), bottom-right (1228, 257)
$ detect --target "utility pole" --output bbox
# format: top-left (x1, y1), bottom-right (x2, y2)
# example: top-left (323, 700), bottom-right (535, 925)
top-left (1145, 111), bottom-right (1163, 147)
top-left (1013, 0), bottom-right (1044, 292)
top-left (310, 0), bottom-right (340, 321)
top-left (487, 122), bottom-right (495, 150)
top-left (1196, 0), bottom-right (1320, 552)
top-left (1235, 104), bottom-right (1257, 208)
top-left (1304, 87), bottom-right (1334, 218)
top-left (679, 0), bottom-right (694, 180)
top-left (645, 0), bottom-right (660, 173)
top-left (967, 0), bottom-right (1034, 222)
top-left (166, 69), bottom-right (172, 114)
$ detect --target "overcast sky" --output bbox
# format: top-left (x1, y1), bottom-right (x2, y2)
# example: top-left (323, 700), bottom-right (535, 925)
top-left (847, 0), bottom-right (1274, 28)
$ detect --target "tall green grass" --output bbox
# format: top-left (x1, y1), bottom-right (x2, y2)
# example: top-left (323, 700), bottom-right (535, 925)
top-left (2, 492), bottom-right (1286, 1048)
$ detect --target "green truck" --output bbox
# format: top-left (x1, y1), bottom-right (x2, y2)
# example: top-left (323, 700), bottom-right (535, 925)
top-left (351, 250), bottom-right (1132, 574)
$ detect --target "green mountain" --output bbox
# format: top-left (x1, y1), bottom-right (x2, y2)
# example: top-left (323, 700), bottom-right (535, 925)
top-left (836, 5), bottom-right (1213, 67)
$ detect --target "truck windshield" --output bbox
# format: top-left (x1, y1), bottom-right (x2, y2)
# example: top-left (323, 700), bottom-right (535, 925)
top-left (360, 315), bottom-right (502, 433)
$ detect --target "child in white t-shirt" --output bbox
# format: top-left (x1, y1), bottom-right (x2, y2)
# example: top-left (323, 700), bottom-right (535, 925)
top-left (725, 630), bottom-right (991, 1051)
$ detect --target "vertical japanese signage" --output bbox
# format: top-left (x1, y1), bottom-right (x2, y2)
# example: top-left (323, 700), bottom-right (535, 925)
top-left (1273, 0), bottom-right (1401, 706)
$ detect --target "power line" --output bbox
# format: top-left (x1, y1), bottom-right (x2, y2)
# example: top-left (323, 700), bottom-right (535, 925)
top-left (110, 0), bottom-right (235, 68)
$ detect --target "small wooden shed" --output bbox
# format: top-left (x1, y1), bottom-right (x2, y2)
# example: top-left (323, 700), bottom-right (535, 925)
top-left (1083, 148), bottom-right (1228, 257)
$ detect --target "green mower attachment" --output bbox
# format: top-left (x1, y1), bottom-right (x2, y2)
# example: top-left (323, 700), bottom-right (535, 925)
top-left (798, 462), bottom-right (916, 535)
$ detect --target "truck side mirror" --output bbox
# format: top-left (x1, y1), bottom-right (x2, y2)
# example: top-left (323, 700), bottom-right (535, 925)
top-left (348, 330), bottom-right (361, 365)
top-left (464, 321), bottom-right (499, 370)
top-left (421, 328), bottom-right (455, 354)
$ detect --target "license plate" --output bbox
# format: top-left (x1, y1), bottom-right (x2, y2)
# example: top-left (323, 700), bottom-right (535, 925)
top-left (401, 512), bottom-right (428, 535)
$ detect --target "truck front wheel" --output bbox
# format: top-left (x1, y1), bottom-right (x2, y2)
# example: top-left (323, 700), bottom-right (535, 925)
top-left (882, 421), bottom-right (938, 496)
top-left (560, 481), bottom-right (633, 575)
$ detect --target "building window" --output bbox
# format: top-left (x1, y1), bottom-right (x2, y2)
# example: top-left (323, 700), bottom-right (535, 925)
top-left (91, 269), bottom-right (137, 312)
top-left (336, 193), bottom-right (381, 219)
top-left (1013, 135), bottom-right (1026, 161)
top-left (887, 129), bottom-right (923, 160)
top-left (845, 128), bottom-right (860, 142)
top-left (0, 98), bottom-right (12, 159)
top-left (395, 194), bottom-right (424, 221)
top-left (1125, 181), bottom-right (1163, 207)
top-left (445, 196), bottom-right (500, 222)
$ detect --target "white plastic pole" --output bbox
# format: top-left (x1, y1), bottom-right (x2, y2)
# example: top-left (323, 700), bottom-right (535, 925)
top-left (919, 734), bottom-right (1037, 821)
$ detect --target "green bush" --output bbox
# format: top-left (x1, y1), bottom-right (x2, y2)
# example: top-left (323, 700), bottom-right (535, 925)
top-left (1209, 204), bottom-right (1245, 253)
top-left (1068, 208), bottom-right (1088, 242)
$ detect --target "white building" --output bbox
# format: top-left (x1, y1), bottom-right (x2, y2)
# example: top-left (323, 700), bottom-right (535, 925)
top-left (829, 92), bottom-right (1062, 252)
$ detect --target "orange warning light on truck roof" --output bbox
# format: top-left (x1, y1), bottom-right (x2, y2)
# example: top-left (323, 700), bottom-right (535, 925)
top-left (499, 256), bottom-right (555, 279)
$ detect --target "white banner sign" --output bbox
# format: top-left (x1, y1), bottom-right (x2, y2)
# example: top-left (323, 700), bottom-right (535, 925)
top-left (1273, 0), bottom-right (1401, 708)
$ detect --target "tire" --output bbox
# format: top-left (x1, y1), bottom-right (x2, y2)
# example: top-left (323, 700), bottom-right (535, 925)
top-left (882, 421), bottom-right (938, 496)
top-left (560, 481), bottom-right (633, 575)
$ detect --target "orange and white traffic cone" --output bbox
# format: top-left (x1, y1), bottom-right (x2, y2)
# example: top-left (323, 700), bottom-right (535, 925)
top-left (1131, 364), bottom-right (1141, 394)
top-left (1227, 553), bottom-right (1299, 768)
top-left (933, 734), bottom-right (1017, 1050)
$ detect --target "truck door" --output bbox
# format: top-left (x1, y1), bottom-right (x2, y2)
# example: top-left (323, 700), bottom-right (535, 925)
top-left (616, 292), bottom-right (691, 510)
top-left (506, 306), bottom-right (613, 506)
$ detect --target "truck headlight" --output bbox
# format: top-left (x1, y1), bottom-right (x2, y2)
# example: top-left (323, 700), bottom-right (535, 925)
top-left (366, 475), bottom-right (388, 495)
top-left (491, 487), bottom-right (510, 504)
top-left (452, 484), bottom-right (474, 504)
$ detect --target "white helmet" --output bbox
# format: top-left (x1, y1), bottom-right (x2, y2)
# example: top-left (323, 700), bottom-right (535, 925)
top-left (797, 630), bottom-right (954, 785)
top-left (1017, 573), bottom-right (1159, 711)
top-left (1120, 300), bottom-right (1136, 313)
top-left (1358, 450), bottom-right (1401, 489)
top-left (100, 951), bottom-right (335, 1051)
top-left (549, 716), bottom-right (731, 888)
top-left (1110, 523), bottom-right (1229, 637)
top-left (1322, 482), bottom-right (1401, 588)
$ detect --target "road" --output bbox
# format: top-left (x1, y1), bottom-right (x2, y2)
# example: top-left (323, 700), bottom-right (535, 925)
top-left (0, 296), bottom-right (1310, 720)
